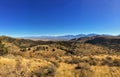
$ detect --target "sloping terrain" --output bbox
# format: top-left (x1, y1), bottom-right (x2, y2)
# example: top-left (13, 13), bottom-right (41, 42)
top-left (0, 36), bottom-right (120, 77)
top-left (85, 36), bottom-right (120, 51)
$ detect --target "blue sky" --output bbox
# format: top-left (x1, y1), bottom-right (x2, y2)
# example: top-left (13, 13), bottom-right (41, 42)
top-left (0, 0), bottom-right (120, 37)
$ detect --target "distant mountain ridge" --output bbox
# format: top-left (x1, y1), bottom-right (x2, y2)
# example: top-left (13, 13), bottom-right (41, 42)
top-left (23, 34), bottom-right (114, 41)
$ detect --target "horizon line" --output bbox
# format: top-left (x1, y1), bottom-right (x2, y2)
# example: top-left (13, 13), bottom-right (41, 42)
top-left (0, 33), bottom-right (119, 38)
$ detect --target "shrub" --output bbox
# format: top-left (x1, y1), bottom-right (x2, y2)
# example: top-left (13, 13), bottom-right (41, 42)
top-left (75, 62), bottom-right (90, 70)
top-left (75, 63), bottom-right (92, 77)
top-left (69, 57), bottom-right (80, 64)
top-left (0, 42), bottom-right (8, 55)
top-left (88, 57), bottom-right (98, 66)
top-left (52, 49), bottom-right (55, 52)
top-left (31, 64), bottom-right (57, 77)
top-left (101, 56), bottom-right (113, 66)
top-left (113, 59), bottom-right (120, 66)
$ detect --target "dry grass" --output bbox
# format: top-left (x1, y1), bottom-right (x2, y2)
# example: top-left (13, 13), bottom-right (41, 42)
top-left (0, 55), bottom-right (57, 77)
top-left (0, 54), bottom-right (120, 77)
top-left (91, 66), bottom-right (120, 77)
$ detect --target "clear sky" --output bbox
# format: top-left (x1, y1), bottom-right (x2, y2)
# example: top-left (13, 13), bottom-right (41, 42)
top-left (0, 0), bottom-right (120, 37)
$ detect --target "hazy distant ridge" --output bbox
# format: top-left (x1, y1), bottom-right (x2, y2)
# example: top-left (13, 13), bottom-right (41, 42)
top-left (23, 34), bottom-right (115, 40)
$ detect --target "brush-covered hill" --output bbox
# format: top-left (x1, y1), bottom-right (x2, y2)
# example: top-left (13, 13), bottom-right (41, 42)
top-left (85, 36), bottom-right (120, 51)
top-left (71, 35), bottom-right (120, 51)
top-left (0, 35), bottom-right (119, 56)
top-left (0, 36), bottom-right (120, 77)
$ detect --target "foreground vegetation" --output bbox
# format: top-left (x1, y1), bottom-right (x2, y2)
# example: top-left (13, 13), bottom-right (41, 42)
top-left (0, 36), bottom-right (120, 77)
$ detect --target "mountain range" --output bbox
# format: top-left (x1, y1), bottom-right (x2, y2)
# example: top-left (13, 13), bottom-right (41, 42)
top-left (23, 34), bottom-right (114, 41)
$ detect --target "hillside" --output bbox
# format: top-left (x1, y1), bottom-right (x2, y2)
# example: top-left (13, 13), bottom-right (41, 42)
top-left (85, 36), bottom-right (120, 51)
top-left (0, 36), bottom-right (120, 77)
top-left (71, 36), bottom-right (120, 51)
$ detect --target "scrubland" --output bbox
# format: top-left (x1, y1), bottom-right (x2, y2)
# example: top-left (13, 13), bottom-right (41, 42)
top-left (0, 36), bottom-right (120, 77)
